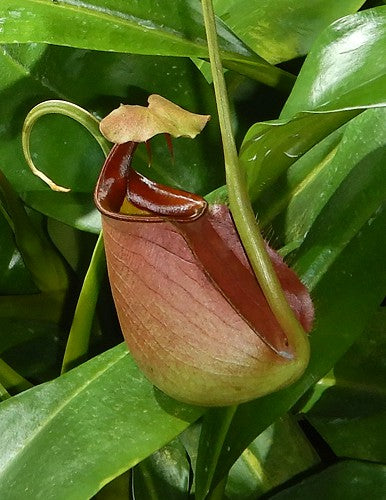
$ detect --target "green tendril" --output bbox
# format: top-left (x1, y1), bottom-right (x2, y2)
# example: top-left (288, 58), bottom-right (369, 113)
top-left (22, 100), bottom-right (111, 192)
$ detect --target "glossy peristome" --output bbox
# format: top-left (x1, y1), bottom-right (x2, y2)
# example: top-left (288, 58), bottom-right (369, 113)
top-left (95, 142), bottom-right (314, 406)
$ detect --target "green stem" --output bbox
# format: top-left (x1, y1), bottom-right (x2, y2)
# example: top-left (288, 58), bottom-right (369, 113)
top-left (61, 233), bottom-right (106, 374)
top-left (0, 358), bottom-right (33, 394)
top-left (201, 0), bottom-right (309, 363)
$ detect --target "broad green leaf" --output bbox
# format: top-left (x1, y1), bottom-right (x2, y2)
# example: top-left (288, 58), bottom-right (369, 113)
top-left (132, 438), bottom-right (191, 500)
top-left (239, 8), bottom-right (386, 206)
top-left (0, 358), bottom-right (33, 395)
top-left (225, 414), bottom-right (319, 499)
top-left (240, 109), bottom-right (358, 205)
top-left (195, 184), bottom-right (386, 497)
top-left (214, 0), bottom-right (365, 64)
top-left (270, 461), bottom-right (386, 499)
top-left (0, 291), bottom-right (65, 325)
top-left (0, 0), bottom-right (293, 88)
top-left (292, 112), bottom-right (386, 289)
top-left (0, 44), bottom-right (224, 232)
top-left (281, 7), bottom-right (386, 117)
top-left (251, 125), bottom-right (344, 236)
top-left (0, 343), bottom-right (203, 499)
top-left (256, 108), bottom-right (386, 248)
top-left (304, 308), bottom-right (386, 463)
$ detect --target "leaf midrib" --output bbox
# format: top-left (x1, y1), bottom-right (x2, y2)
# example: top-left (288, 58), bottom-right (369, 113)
top-left (0, 346), bottom-right (128, 480)
top-left (8, 0), bottom-right (249, 60)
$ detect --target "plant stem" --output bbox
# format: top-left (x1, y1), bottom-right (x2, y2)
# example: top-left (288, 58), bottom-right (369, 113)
top-left (200, 0), bottom-right (309, 362)
top-left (61, 233), bottom-right (106, 373)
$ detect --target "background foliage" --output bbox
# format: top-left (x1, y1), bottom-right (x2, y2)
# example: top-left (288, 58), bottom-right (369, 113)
top-left (0, 1), bottom-right (385, 498)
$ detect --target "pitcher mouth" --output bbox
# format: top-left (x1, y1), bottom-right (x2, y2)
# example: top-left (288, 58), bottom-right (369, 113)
top-left (94, 142), bottom-right (207, 223)
top-left (93, 141), bottom-right (307, 359)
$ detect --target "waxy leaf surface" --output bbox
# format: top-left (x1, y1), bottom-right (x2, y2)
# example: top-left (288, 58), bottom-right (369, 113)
top-left (281, 7), bottom-right (386, 117)
top-left (240, 109), bottom-right (358, 206)
top-left (132, 438), bottom-right (191, 500)
top-left (224, 415), bottom-right (319, 498)
top-left (214, 0), bottom-right (365, 64)
top-left (270, 461), bottom-right (386, 499)
top-left (0, 344), bottom-right (203, 499)
top-left (0, 0), bottom-right (292, 88)
top-left (304, 308), bottom-right (386, 463)
top-left (253, 107), bottom-right (386, 249)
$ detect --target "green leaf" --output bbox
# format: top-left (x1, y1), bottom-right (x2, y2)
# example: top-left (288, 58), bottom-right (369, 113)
top-left (94, 472), bottom-right (131, 500)
top-left (0, 343), bottom-right (203, 498)
top-left (292, 110), bottom-right (386, 289)
top-left (0, 291), bottom-right (65, 325)
top-left (185, 415), bottom-right (319, 499)
top-left (256, 108), bottom-right (386, 248)
top-left (240, 108), bottom-right (359, 206)
top-left (225, 414), bottom-right (319, 499)
top-left (238, 8), bottom-right (386, 207)
top-left (0, 44), bottom-right (224, 232)
top-left (214, 0), bottom-right (365, 64)
top-left (47, 217), bottom-right (98, 275)
top-left (270, 461), bottom-right (386, 500)
top-left (0, 0), bottom-right (293, 88)
top-left (281, 7), bottom-right (386, 117)
top-left (304, 308), bottom-right (386, 463)
top-left (0, 358), bottom-right (33, 395)
top-left (61, 234), bottom-right (106, 373)
top-left (132, 438), bottom-right (191, 500)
